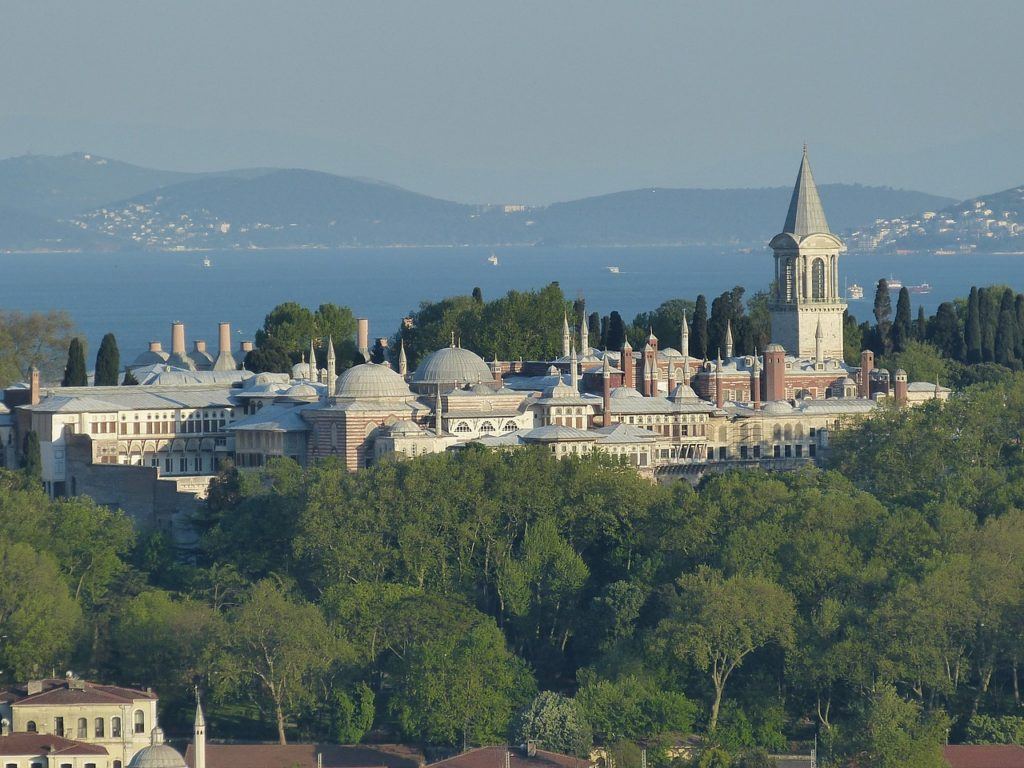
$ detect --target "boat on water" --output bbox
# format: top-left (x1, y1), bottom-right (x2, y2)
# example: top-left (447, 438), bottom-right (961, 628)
top-left (487, 253), bottom-right (499, 266)
top-left (606, 266), bottom-right (621, 274)
top-left (202, 257), bottom-right (212, 268)
top-left (908, 283), bottom-right (932, 294)
top-left (885, 276), bottom-right (903, 290)
top-left (847, 283), bottom-right (864, 300)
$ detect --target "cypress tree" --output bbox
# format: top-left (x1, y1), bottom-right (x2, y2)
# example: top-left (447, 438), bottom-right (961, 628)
top-left (996, 288), bottom-right (1018, 367)
top-left (606, 311), bottom-right (626, 351)
top-left (94, 333), bottom-right (120, 386)
top-left (891, 287), bottom-right (912, 353)
top-left (979, 287), bottom-right (995, 362)
top-left (599, 315), bottom-right (609, 348)
top-left (471, 286), bottom-right (483, 304)
top-left (929, 302), bottom-right (965, 360)
top-left (588, 312), bottom-right (601, 344)
top-left (872, 280), bottom-right (892, 354)
top-left (122, 368), bottom-right (140, 385)
top-left (692, 295), bottom-right (709, 358)
top-left (21, 431), bottom-right (41, 479)
top-left (1015, 294), bottom-right (1024, 360)
top-left (708, 292), bottom-right (731, 356)
top-left (62, 338), bottom-right (87, 387)
top-left (966, 287), bottom-right (983, 364)
top-left (916, 306), bottom-right (927, 341)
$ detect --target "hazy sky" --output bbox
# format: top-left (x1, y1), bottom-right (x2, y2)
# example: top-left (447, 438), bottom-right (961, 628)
top-left (2, 1), bottom-right (1021, 203)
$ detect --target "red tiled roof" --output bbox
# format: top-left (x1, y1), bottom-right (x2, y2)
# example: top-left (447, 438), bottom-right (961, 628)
top-left (945, 745), bottom-right (1024, 768)
top-left (427, 746), bottom-right (590, 768)
top-left (183, 743), bottom-right (424, 768)
top-left (0, 678), bottom-right (157, 706)
top-left (0, 732), bottom-right (109, 756)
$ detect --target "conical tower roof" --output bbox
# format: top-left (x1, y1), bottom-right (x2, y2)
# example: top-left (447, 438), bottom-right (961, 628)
top-left (783, 147), bottom-right (830, 236)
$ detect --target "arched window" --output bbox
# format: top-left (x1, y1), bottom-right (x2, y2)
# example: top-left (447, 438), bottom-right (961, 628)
top-left (502, 421), bottom-right (517, 432)
top-left (78, 717), bottom-right (88, 739)
top-left (479, 421), bottom-right (495, 433)
top-left (26, 721), bottom-right (36, 733)
top-left (111, 717), bottom-right (121, 738)
top-left (783, 259), bottom-right (795, 302)
top-left (133, 710), bottom-right (145, 734)
top-left (454, 421), bottom-right (471, 433)
top-left (812, 258), bottom-right (826, 299)
top-left (94, 717), bottom-right (104, 737)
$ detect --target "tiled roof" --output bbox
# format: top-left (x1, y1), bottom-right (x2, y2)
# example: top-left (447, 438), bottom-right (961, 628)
top-left (428, 746), bottom-right (589, 768)
top-left (183, 743), bottom-right (423, 768)
top-left (944, 745), bottom-right (1024, 768)
top-left (0, 733), bottom-right (108, 756)
top-left (2, 678), bottom-right (157, 706)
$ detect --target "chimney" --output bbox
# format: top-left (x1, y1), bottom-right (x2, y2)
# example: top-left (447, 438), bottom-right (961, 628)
top-left (29, 366), bottom-right (40, 406)
top-left (752, 351), bottom-right (762, 411)
top-left (621, 338), bottom-right (634, 390)
top-left (219, 323), bottom-right (231, 354)
top-left (193, 340), bottom-right (207, 353)
top-left (357, 318), bottom-right (369, 359)
top-left (764, 344), bottom-right (786, 402)
top-left (149, 341), bottom-right (162, 353)
top-left (241, 341), bottom-right (254, 353)
top-left (601, 353), bottom-right (611, 426)
top-left (492, 355), bottom-right (502, 384)
top-left (2, 718), bottom-right (10, 736)
top-left (715, 354), bottom-right (724, 409)
top-left (668, 364), bottom-right (677, 393)
top-left (894, 369), bottom-right (908, 406)
top-left (859, 350), bottom-right (874, 398)
top-left (171, 322), bottom-right (186, 356)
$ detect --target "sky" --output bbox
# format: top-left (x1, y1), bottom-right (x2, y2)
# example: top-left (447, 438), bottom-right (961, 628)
top-left (1, 1), bottom-right (1022, 204)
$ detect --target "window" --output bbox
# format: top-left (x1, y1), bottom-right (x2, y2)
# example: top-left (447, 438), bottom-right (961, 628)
top-left (114, 762), bottom-right (122, 768)
top-left (86, 764), bottom-right (96, 768)
top-left (809, 444), bottom-right (817, 457)
top-left (26, 720), bottom-right (36, 732)
top-left (95, 717), bottom-right (104, 737)
top-left (479, 421), bottom-right (495, 433)
top-left (134, 710), bottom-right (145, 734)
top-left (112, 717), bottom-right (121, 738)
top-left (454, 421), bottom-right (470, 433)
top-left (55, 716), bottom-right (64, 736)
top-left (812, 258), bottom-right (826, 299)
top-left (78, 717), bottom-right (88, 739)
top-left (773, 445), bottom-right (781, 458)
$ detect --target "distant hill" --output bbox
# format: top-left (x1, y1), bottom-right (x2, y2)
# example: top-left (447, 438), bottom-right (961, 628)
top-left (848, 184), bottom-right (1024, 253)
top-left (0, 152), bottom-right (958, 250)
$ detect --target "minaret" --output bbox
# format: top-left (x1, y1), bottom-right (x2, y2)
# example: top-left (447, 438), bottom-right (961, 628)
top-left (491, 354), bottom-right (502, 385)
top-left (562, 313), bottom-right (571, 358)
top-left (580, 314), bottom-right (589, 355)
top-left (621, 335), bottom-right (634, 390)
top-left (570, 346), bottom-right (579, 392)
top-left (752, 347), bottom-right (762, 410)
top-left (308, 338), bottom-right (318, 379)
top-left (715, 351), bottom-right (724, 409)
top-left (434, 384), bottom-right (443, 434)
top-left (194, 691), bottom-right (206, 768)
top-left (814, 319), bottom-right (823, 367)
top-left (681, 312), bottom-right (690, 387)
top-left (326, 336), bottom-right (336, 395)
top-left (398, 339), bottom-right (408, 377)
top-left (724, 320), bottom-right (734, 358)
top-left (601, 352), bottom-right (611, 426)
top-left (769, 147), bottom-right (846, 359)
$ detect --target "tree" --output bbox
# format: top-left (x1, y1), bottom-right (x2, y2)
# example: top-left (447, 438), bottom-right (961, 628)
top-left (655, 568), bottom-right (796, 730)
top-left (62, 337), bottom-right (87, 386)
top-left (966, 287), bottom-right (983, 363)
top-left (843, 311), bottom-right (864, 365)
top-left (880, 341), bottom-right (948, 385)
top-left (314, 303), bottom-right (358, 370)
top-left (255, 302), bottom-right (318, 357)
top-left (693, 295), bottom-right (709, 358)
top-left (472, 286), bottom-right (484, 303)
top-left (995, 288), bottom-right (1018, 368)
top-left (606, 311), bottom-right (626, 351)
top-left (588, 312), bottom-right (601, 345)
top-left (872, 280), bottom-right (892, 355)
top-left (0, 540), bottom-right (81, 678)
top-left (122, 368), bottom-right (139, 385)
top-left (21, 431), bottom-right (41, 479)
top-left (892, 287), bottom-right (912, 353)
top-left (916, 306), bottom-right (927, 341)
top-left (979, 287), bottom-right (996, 362)
top-left (576, 672), bottom-right (695, 744)
top-left (244, 338), bottom-right (293, 373)
top-left (212, 580), bottom-right (341, 744)
top-left (511, 691), bottom-right (593, 757)
top-left (928, 302), bottom-right (964, 360)
top-left (94, 333), bottom-right (120, 386)
top-left (841, 684), bottom-right (948, 768)
top-left (0, 310), bottom-right (76, 386)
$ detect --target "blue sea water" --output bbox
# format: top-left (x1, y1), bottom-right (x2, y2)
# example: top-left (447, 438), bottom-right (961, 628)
top-left (2, 246), bottom-right (1024, 360)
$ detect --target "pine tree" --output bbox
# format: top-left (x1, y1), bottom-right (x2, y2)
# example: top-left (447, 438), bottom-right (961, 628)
top-left (929, 302), bottom-right (965, 360)
top-left (122, 368), bottom-right (140, 385)
top-left (62, 338), bottom-right (87, 387)
top-left (915, 306), bottom-right (927, 341)
top-left (21, 431), bottom-right (41, 479)
top-left (692, 295), bottom-right (709, 358)
top-left (965, 287), bottom-right (983, 364)
top-left (606, 311), bottom-right (626, 351)
top-left (891, 287), bottom-right (912, 353)
top-left (872, 280), bottom-right (892, 354)
top-left (94, 333), bottom-right (120, 387)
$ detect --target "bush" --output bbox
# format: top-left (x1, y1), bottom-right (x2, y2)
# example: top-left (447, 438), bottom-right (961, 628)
top-left (511, 691), bottom-right (593, 757)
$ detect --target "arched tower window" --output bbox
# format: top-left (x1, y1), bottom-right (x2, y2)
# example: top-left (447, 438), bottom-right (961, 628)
top-left (783, 258), bottom-right (795, 302)
top-left (812, 258), bottom-right (826, 299)
top-left (133, 710), bottom-right (145, 734)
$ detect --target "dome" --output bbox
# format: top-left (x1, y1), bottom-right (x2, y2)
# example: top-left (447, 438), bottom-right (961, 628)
top-left (335, 363), bottom-right (412, 399)
top-left (128, 731), bottom-right (186, 768)
top-left (668, 384), bottom-right (700, 401)
top-left (282, 383), bottom-right (319, 401)
top-left (388, 419), bottom-right (424, 436)
top-left (412, 347), bottom-right (493, 387)
top-left (762, 400), bottom-right (794, 415)
top-left (610, 386), bottom-right (643, 399)
top-left (472, 381), bottom-right (495, 394)
top-left (764, 343), bottom-right (786, 353)
top-left (132, 350), bottom-right (170, 367)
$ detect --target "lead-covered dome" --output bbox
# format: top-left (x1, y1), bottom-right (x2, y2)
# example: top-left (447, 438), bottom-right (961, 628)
top-left (334, 363), bottom-right (412, 399)
top-left (128, 730), bottom-right (186, 768)
top-left (412, 347), bottom-right (493, 390)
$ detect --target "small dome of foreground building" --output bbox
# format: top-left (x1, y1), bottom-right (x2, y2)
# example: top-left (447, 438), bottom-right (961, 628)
top-left (128, 730), bottom-right (187, 768)
top-left (334, 362), bottom-right (412, 399)
top-left (412, 347), bottom-right (493, 390)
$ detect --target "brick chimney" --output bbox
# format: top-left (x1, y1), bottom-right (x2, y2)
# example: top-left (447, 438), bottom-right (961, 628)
top-left (764, 343), bottom-right (786, 402)
top-left (357, 318), bottom-right (369, 360)
top-left (29, 365), bottom-right (40, 406)
top-left (149, 341), bottom-right (163, 353)
top-left (859, 350), bottom-right (874, 398)
top-left (194, 340), bottom-right (207, 354)
top-left (219, 323), bottom-right (231, 355)
top-left (894, 368), bottom-right (908, 406)
top-left (171, 322), bottom-right (186, 357)
top-left (240, 341), bottom-right (254, 353)
top-left (621, 337), bottom-right (634, 390)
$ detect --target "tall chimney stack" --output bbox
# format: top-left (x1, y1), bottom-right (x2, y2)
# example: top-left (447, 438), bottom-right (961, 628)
top-left (171, 322), bottom-right (186, 356)
top-left (149, 341), bottom-right (163, 353)
top-left (213, 323), bottom-right (238, 371)
top-left (29, 366), bottom-right (40, 406)
top-left (357, 318), bottom-right (369, 361)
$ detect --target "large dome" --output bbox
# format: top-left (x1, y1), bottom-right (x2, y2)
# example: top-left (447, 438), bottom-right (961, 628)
top-left (128, 731), bottom-right (186, 768)
top-left (412, 347), bottom-right (493, 388)
top-left (334, 363), bottom-right (412, 399)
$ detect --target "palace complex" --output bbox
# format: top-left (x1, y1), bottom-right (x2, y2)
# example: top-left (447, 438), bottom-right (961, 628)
top-left (0, 150), bottom-right (948, 538)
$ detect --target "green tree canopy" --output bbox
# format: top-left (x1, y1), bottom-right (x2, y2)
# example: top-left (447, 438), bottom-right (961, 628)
top-left (62, 337), bottom-right (87, 387)
top-left (511, 691), bottom-right (593, 757)
top-left (94, 332), bottom-right (120, 386)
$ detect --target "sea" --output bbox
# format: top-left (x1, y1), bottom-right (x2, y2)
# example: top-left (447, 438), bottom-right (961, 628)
top-left (2, 245), bottom-right (1024, 359)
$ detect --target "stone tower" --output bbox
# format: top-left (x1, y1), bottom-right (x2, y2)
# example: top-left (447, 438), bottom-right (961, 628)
top-left (769, 148), bottom-right (846, 359)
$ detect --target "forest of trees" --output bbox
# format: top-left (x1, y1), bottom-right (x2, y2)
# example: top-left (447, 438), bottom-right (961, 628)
top-left (6, 370), bottom-right (1024, 767)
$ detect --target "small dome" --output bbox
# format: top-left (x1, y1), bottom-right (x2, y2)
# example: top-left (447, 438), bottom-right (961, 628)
top-left (388, 419), bottom-right (424, 436)
top-left (842, 377), bottom-right (856, 386)
top-left (335, 363), bottom-right (412, 399)
top-left (132, 350), bottom-right (170, 367)
top-left (472, 382), bottom-right (494, 394)
top-left (282, 383), bottom-right (319, 400)
top-left (762, 400), bottom-right (794, 415)
top-left (668, 384), bottom-right (700, 401)
top-left (128, 730), bottom-right (186, 768)
top-left (412, 347), bottom-right (493, 387)
top-left (764, 343), bottom-right (786, 353)
top-left (547, 365), bottom-right (560, 375)
top-left (544, 379), bottom-right (575, 398)
top-left (610, 386), bottom-right (643, 399)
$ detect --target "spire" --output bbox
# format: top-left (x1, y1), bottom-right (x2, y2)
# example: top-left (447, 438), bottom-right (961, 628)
top-left (724, 320), bottom-right (734, 358)
top-left (308, 338), bottom-right (317, 378)
top-left (570, 346), bottom-right (579, 392)
top-left (783, 146), bottom-right (830, 236)
top-left (815, 319), bottom-right (823, 365)
top-left (602, 350), bottom-right (611, 377)
top-left (194, 688), bottom-right (206, 768)
top-left (398, 339), bottom-right (408, 377)
top-left (450, 331), bottom-right (455, 348)
top-left (195, 690), bottom-right (206, 728)
top-left (580, 313), bottom-right (589, 355)
top-left (562, 313), bottom-right (571, 357)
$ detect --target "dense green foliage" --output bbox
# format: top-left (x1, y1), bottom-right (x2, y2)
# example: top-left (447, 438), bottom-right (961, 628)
top-left (93, 332), bottom-right (120, 386)
top-left (61, 336), bottom-right (88, 386)
top-left (248, 302), bottom-right (358, 372)
top-left (0, 309), bottom-right (76, 386)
